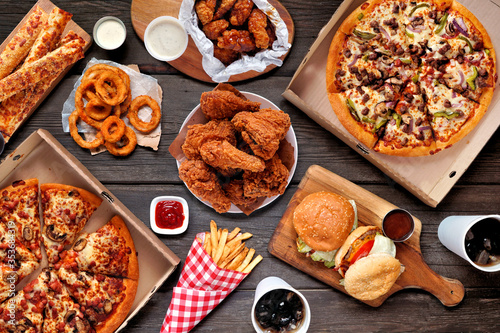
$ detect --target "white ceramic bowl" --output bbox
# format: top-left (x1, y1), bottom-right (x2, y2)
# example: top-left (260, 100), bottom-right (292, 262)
top-left (150, 196), bottom-right (189, 235)
top-left (144, 16), bottom-right (188, 62)
top-left (93, 16), bottom-right (126, 50)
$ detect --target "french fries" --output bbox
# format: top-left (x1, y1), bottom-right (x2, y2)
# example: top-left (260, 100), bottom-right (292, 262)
top-left (201, 220), bottom-right (262, 273)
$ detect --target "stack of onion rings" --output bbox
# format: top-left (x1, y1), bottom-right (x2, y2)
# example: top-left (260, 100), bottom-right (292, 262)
top-left (68, 63), bottom-right (160, 156)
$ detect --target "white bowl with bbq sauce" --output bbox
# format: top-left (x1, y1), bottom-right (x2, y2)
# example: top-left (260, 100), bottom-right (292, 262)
top-left (150, 196), bottom-right (189, 235)
top-left (144, 16), bottom-right (189, 62)
top-left (93, 16), bottom-right (127, 50)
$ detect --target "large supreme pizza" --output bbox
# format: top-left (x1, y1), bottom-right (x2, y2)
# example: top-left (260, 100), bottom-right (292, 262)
top-left (0, 179), bottom-right (139, 333)
top-left (326, 0), bottom-right (497, 156)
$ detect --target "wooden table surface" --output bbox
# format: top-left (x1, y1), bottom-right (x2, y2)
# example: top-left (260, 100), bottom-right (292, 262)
top-left (1, 0), bottom-right (499, 332)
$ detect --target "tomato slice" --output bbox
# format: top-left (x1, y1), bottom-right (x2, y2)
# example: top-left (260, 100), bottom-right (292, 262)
top-left (350, 239), bottom-right (375, 264)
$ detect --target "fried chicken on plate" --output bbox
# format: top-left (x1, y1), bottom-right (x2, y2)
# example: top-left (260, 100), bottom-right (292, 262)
top-left (231, 108), bottom-right (291, 160)
top-left (200, 90), bottom-right (261, 120)
top-left (224, 179), bottom-right (257, 208)
top-left (182, 119), bottom-right (237, 160)
top-left (242, 154), bottom-right (289, 198)
top-left (179, 159), bottom-right (232, 213)
top-left (200, 140), bottom-right (265, 174)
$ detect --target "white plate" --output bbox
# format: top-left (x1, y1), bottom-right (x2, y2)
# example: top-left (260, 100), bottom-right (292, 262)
top-left (177, 92), bottom-right (298, 214)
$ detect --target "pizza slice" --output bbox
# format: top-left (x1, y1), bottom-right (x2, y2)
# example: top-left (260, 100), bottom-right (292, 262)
top-left (0, 178), bottom-right (42, 261)
top-left (400, 0), bottom-right (452, 46)
top-left (426, 1), bottom-right (493, 61)
top-left (57, 266), bottom-right (138, 333)
top-left (38, 269), bottom-right (92, 333)
top-left (435, 50), bottom-right (495, 104)
top-left (56, 215), bottom-right (139, 280)
top-left (0, 222), bottom-right (40, 303)
top-left (328, 85), bottom-right (394, 148)
top-left (374, 81), bottom-right (436, 155)
top-left (420, 69), bottom-right (486, 150)
top-left (0, 273), bottom-right (48, 333)
top-left (40, 184), bottom-right (102, 264)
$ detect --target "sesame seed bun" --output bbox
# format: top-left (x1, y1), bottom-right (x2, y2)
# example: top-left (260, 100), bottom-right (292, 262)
top-left (343, 253), bottom-right (404, 301)
top-left (293, 191), bottom-right (355, 252)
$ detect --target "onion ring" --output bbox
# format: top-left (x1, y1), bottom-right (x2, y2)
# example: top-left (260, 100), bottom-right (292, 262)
top-left (105, 126), bottom-right (137, 156)
top-left (85, 98), bottom-right (112, 120)
top-left (101, 116), bottom-right (126, 143)
top-left (82, 64), bottom-right (131, 95)
top-left (69, 110), bottom-right (104, 149)
top-left (75, 84), bottom-right (104, 129)
top-left (127, 95), bottom-right (161, 133)
top-left (95, 71), bottom-right (127, 106)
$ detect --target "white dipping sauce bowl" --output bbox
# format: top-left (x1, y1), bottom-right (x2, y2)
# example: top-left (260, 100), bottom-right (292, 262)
top-left (93, 16), bottom-right (127, 50)
top-left (144, 16), bottom-right (188, 62)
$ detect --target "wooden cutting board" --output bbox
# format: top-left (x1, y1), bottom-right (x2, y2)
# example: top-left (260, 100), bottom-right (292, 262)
top-left (130, 0), bottom-right (294, 82)
top-left (269, 165), bottom-right (465, 307)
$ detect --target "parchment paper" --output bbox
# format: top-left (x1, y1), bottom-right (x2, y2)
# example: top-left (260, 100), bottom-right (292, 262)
top-left (62, 58), bottom-right (162, 153)
top-left (179, 0), bottom-right (291, 82)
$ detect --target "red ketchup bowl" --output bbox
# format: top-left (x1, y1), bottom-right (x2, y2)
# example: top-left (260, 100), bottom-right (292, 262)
top-left (150, 196), bottom-right (189, 235)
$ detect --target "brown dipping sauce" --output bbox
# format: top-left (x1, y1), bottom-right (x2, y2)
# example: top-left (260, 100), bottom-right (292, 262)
top-left (383, 209), bottom-right (414, 242)
top-left (465, 218), bottom-right (500, 267)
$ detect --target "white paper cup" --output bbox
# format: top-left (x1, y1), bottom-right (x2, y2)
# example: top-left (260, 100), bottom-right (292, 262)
top-left (438, 215), bottom-right (500, 272)
top-left (251, 277), bottom-right (310, 333)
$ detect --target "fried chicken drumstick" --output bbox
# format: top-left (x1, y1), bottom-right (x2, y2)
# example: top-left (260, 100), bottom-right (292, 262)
top-left (231, 108), bottom-right (291, 160)
top-left (179, 159), bottom-right (232, 213)
top-left (200, 90), bottom-right (261, 120)
top-left (200, 140), bottom-right (265, 174)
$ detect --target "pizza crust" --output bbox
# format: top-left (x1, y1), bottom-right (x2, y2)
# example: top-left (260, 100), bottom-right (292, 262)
top-left (108, 215), bottom-right (140, 280)
top-left (451, 0), bottom-right (494, 50)
top-left (96, 278), bottom-right (138, 333)
top-left (374, 140), bottom-right (437, 157)
top-left (328, 92), bottom-right (378, 148)
top-left (326, 31), bottom-right (347, 94)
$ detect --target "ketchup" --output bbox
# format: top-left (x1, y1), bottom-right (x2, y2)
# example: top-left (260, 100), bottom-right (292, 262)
top-left (155, 200), bottom-right (184, 229)
top-left (382, 209), bottom-right (414, 242)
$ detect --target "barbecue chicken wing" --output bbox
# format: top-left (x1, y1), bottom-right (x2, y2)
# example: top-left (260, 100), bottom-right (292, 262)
top-left (213, 0), bottom-right (238, 20)
top-left (229, 0), bottom-right (254, 26)
top-left (231, 108), bottom-right (291, 160)
top-left (248, 8), bottom-right (270, 49)
top-left (179, 159), bottom-right (232, 213)
top-left (217, 29), bottom-right (257, 53)
top-left (200, 90), bottom-right (261, 120)
top-left (195, 0), bottom-right (217, 25)
top-left (203, 19), bottom-right (229, 40)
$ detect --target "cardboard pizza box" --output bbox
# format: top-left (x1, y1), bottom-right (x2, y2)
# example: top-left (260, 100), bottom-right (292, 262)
top-left (283, 0), bottom-right (500, 207)
top-left (0, 129), bottom-right (181, 332)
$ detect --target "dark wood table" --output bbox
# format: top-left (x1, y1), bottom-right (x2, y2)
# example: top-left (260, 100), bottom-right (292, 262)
top-left (1, 0), bottom-right (499, 332)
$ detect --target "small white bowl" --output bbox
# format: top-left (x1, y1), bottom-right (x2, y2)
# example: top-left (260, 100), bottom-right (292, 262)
top-left (144, 16), bottom-right (188, 62)
top-left (93, 16), bottom-right (127, 50)
top-left (150, 196), bottom-right (189, 235)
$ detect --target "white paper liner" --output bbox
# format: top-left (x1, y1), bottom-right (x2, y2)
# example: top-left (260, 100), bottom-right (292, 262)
top-left (61, 58), bottom-right (162, 153)
top-left (179, 0), bottom-right (291, 82)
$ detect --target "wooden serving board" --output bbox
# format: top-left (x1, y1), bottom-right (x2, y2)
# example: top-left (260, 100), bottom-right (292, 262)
top-left (131, 0), bottom-right (294, 82)
top-left (268, 165), bottom-right (465, 307)
top-left (0, 0), bottom-right (91, 143)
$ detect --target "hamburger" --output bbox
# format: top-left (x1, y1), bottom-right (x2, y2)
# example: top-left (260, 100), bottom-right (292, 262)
top-left (334, 225), bottom-right (405, 301)
top-left (293, 191), bottom-right (357, 268)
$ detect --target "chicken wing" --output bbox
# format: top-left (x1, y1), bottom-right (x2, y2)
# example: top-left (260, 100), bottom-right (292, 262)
top-left (213, 0), bottom-right (238, 20)
top-left (224, 179), bottom-right (257, 207)
top-left (200, 140), bottom-right (265, 174)
top-left (217, 29), bottom-right (256, 53)
top-left (248, 8), bottom-right (269, 49)
top-left (200, 90), bottom-right (261, 120)
top-left (213, 45), bottom-right (240, 66)
top-left (179, 159), bottom-right (232, 213)
top-left (229, 0), bottom-right (254, 26)
top-left (231, 108), bottom-right (291, 160)
top-left (242, 154), bottom-right (289, 198)
top-left (195, 0), bottom-right (217, 25)
top-left (203, 19), bottom-right (229, 40)
top-left (182, 119), bottom-right (237, 160)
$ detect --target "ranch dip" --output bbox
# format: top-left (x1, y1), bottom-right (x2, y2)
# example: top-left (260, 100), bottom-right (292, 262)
top-left (94, 17), bottom-right (126, 50)
top-left (145, 17), bottom-right (188, 61)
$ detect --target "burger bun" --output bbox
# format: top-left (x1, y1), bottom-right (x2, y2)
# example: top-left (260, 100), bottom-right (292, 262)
top-left (343, 253), bottom-right (404, 301)
top-left (293, 191), bottom-right (355, 252)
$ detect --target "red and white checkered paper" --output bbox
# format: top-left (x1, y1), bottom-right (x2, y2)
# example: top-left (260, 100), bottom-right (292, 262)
top-left (160, 235), bottom-right (248, 333)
